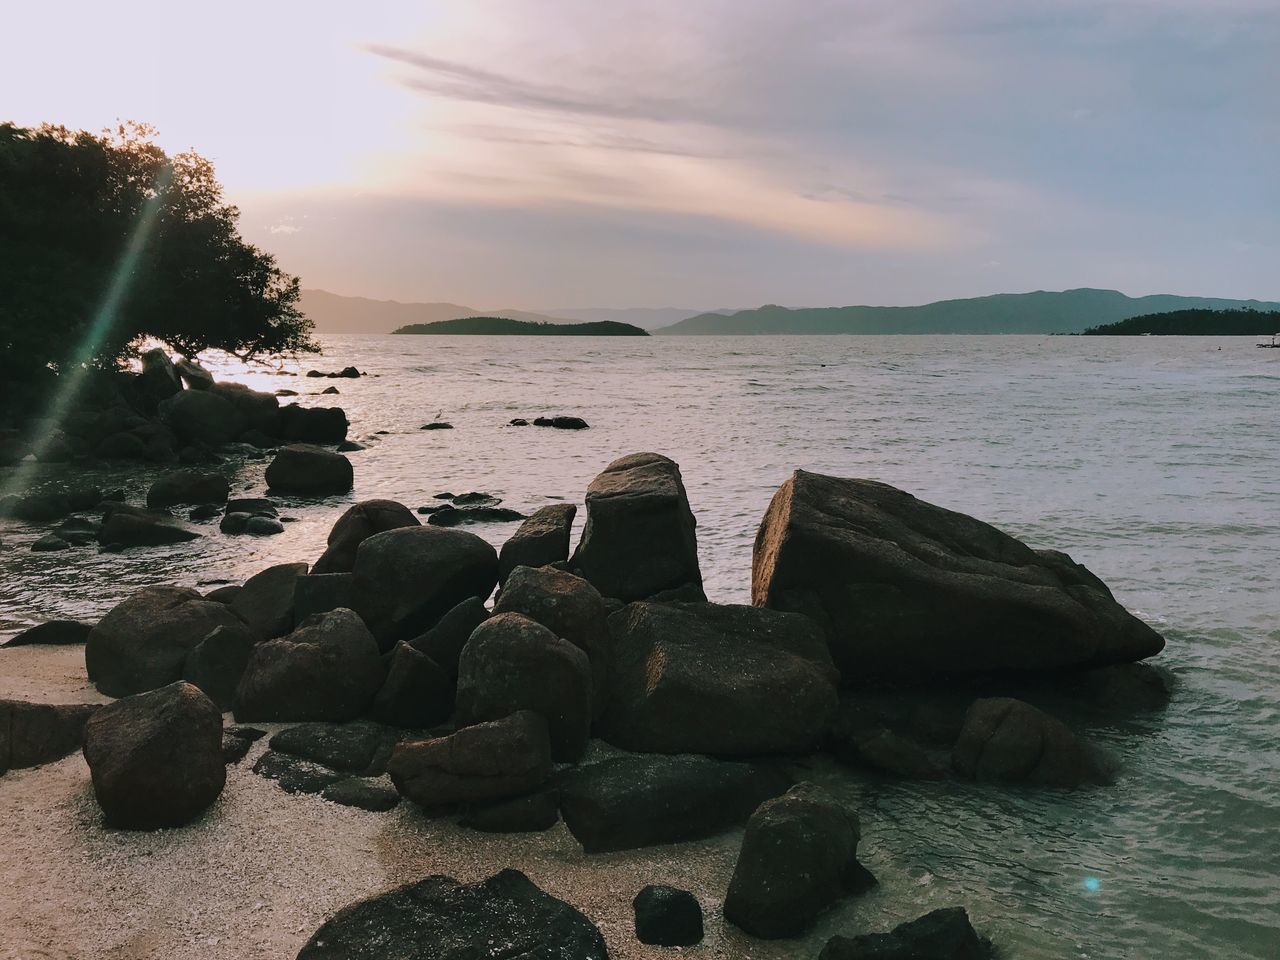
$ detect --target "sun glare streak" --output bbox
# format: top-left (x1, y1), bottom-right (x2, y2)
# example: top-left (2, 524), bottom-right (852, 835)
top-left (0, 165), bottom-right (173, 505)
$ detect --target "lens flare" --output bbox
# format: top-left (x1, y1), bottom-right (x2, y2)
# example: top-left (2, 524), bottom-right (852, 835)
top-left (1083, 876), bottom-right (1101, 893)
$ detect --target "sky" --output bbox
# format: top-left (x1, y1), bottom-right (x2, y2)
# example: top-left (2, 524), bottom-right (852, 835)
top-left (3, 0), bottom-right (1278, 311)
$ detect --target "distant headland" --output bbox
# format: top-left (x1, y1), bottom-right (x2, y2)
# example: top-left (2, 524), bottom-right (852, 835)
top-left (392, 317), bottom-right (649, 336)
top-left (1081, 308), bottom-right (1280, 336)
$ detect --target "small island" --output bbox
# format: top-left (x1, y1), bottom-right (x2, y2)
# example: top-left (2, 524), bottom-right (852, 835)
top-left (1081, 307), bottom-right (1280, 335)
top-left (392, 317), bottom-right (649, 336)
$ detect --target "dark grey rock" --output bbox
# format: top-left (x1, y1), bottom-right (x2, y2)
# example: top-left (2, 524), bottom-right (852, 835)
top-left (230, 562), bottom-right (309, 638)
top-left (634, 885), bottom-right (703, 947)
top-left (252, 750), bottom-right (346, 795)
top-left (246, 515), bottom-right (285, 535)
top-left (497, 504), bottom-right (577, 583)
top-left (409, 596), bottom-right (489, 679)
top-left (426, 505), bottom-right (526, 526)
top-left (0, 700), bottom-right (99, 774)
top-left (183, 623), bottom-right (260, 710)
top-left (460, 788), bottom-right (560, 833)
top-left (420, 422), bottom-right (453, 430)
top-left (97, 504), bottom-right (201, 548)
top-left (264, 444), bottom-right (353, 496)
top-left (146, 470), bottom-right (230, 508)
top-left (269, 720), bottom-right (400, 774)
top-left (31, 534), bottom-right (70, 552)
top-left (292, 573), bottom-right (357, 624)
top-left (533, 416), bottom-right (589, 430)
top-left (952, 697), bottom-right (1109, 787)
top-left (322, 777), bottom-right (401, 812)
top-left (3, 620), bottom-right (92, 647)
top-left (370, 642), bottom-right (454, 728)
top-left (819, 907), bottom-right (992, 960)
top-left (278, 404), bottom-right (348, 444)
top-left (313, 500), bottom-right (419, 574)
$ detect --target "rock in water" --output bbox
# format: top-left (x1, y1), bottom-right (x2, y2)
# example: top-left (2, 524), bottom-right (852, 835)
top-left (752, 471), bottom-right (1165, 682)
top-left (951, 697), bottom-right (1109, 787)
top-left (86, 586), bottom-right (246, 697)
top-left (0, 700), bottom-right (99, 774)
top-left (351, 525), bottom-right (497, 648)
top-left (569, 452), bottom-right (702, 601)
top-left (600, 601), bottom-right (837, 756)
top-left (265, 444), bottom-right (354, 497)
top-left (455, 613), bottom-right (591, 762)
top-left (82, 682), bottom-right (225, 829)
top-left (97, 504), bottom-right (201, 548)
top-left (819, 907), bottom-right (992, 960)
top-left (559, 753), bottom-right (790, 853)
top-left (633, 885), bottom-right (704, 947)
top-left (146, 470), bottom-right (230, 508)
top-left (493, 565), bottom-right (609, 718)
top-left (388, 711), bottom-right (552, 810)
top-left (313, 499), bottom-right (420, 574)
top-left (497, 503), bottom-right (577, 583)
top-left (230, 562), bottom-right (309, 638)
top-left (234, 609), bottom-right (385, 722)
top-left (278, 404), bottom-right (349, 444)
top-left (158, 389), bottom-right (246, 444)
top-left (724, 782), bottom-right (872, 939)
top-left (296, 868), bottom-right (608, 960)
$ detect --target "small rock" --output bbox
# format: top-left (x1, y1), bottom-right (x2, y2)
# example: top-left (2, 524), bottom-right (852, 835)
top-left (533, 416), bottom-right (589, 430)
top-left (819, 907), bottom-right (992, 960)
top-left (246, 515), bottom-right (285, 535)
top-left (497, 504), bottom-right (577, 583)
top-left (252, 750), bottom-right (346, 794)
top-left (509, 418), bottom-right (529, 426)
top-left (322, 777), bottom-right (401, 812)
top-left (31, 534), bottom-right (71, 552)
top-left (189, 503), bottom-right (222, 521)
top-left (321, 385), bottom-right (340, 395)
top-left (460, 788), bottom-right (560, 834)
top-left (269, 720), bottom-right (400, 774)
top-left (633, 885), bottom-right (703, 947)
top-left (426, 505), bottom-right (526, 526)
top-left (420, 422), bottom-right (454, 430)
top-left (3, 620), bottom-right (92, 647)
top-left (337, 440), bottom-right (365, 452)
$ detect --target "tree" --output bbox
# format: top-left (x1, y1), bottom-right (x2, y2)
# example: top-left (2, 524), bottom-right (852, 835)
top-left (0, 121), bottom-right (315, 388)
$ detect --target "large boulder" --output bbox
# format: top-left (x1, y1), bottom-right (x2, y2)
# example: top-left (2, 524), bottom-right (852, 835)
top-left (724, 782), bottom-right (872, 939)
top-left (229, 562), bottom-right (309, 638)
top-left (951, 697), bottom-right (1109, 787)
top-left (496, 503), bottom-right (577, 583)
top-left (212, 382), bottom-right (280, 435)
top-left (296, 869), bottom-right (608, 960)
top-left (351, 525), bottom-right (497, 648)
top-left (388, 711), bottom-right (552, 810)
top-left (409, 596), bottom-right (489, 680)
top-left (264, 444), bottom-right (353, 497)
top-left (174, 358), bottom-right (215, 390)
top-left (370, 642), bottom-right (454, 728)
top-left (0, 700), bottom-right (99, 774)
top-left (82, 682), bottom-right (225, 829)
top-left (558, 753), bottom-right (790, 853)
top-left (569, 453), bottom-right (702, 601)
top-left (138, 348), bottom-right (182, 406)
top-left (820, 907), bottom-right (992, 960)
top-left (97, 504), bottom-right (201, 548)
top-left (493, 565), bottom-right (609, 718)
top-left (752, 471), bottom-right (1166, 682)
top-left (182, 622), bottom-right (259, 710)
top-left (456, 613), bottom-right (591, 763)
top-left (158, 388), bottom-right (246, 444)
top-left (146, 470), bottom-right (230, 508)
top-left (86, 586), bottom-right (247, 697)
top-left (292, 572), bottom-right (357, 623)
top-left (313, 499), bottom-right (419, 574)
top-left (233, 609), bottom-right (385, 722)
top-left (600, 602), bottom-right (837, 757)
top-left (278, 404), bottom-right (349, 443)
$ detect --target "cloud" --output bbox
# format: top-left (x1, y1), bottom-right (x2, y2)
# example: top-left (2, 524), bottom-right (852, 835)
top-left (269, 222), bottom-right (301, 235)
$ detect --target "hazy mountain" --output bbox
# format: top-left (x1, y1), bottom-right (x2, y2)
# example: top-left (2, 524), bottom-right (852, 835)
top-left (654, 289), bottom-right (1280, 335)
top-left (300, 290), bottom-right (571, 334)
top-left (392, 317), bottom-right (649, 336)
top-left (537, 306), bottom-right (733, 329)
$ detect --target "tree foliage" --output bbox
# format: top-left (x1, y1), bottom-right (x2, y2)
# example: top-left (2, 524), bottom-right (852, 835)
top-left (0, 121), bottom-right (315, 383)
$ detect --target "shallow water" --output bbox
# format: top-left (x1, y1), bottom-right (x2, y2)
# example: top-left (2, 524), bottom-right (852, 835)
top-left (1, 334), bottom-right (1278, 957)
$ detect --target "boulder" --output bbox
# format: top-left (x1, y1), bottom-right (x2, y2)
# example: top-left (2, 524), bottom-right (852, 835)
top-left (497, 503), bottom-right (577, 583)
top-left (252, 750), bottom-right (347, 795)
top-left (534, 416), bottom-right (589, 430)
top-left (1070, 662), bottom-right (1172, 712)
top-left (351, 525), bottom-right (497, 648)
top-left (951, 697), bottom-right (1109, 787)
top-left (146, 470), bottom-right (229, 508)
top-left (182, 623), bottom-right (259, 710)
top-left (752, 471), bottom-right (1166, 682)
top-left (226, 497), bottom-right (278, 516)
top-left (634, 885), bottom-right (703, 947)
top-left (269, 720), bottom-right (399, 774)
top-left (174, 358), bottom-right (215, 390)
top-left (420, 421), bottom-right (453, 430)
top-left (819, 907), bottom-right (992, 960)
top-left (370, 642), bottom-right (454, 728)
top-left (831, 724), bottom-right (946, 781)
top-left (278, 404), bottom-right (349, 443)
top-left (158, 388), bottom-right (246, 444)
top-left (246, 515), bottom-right (285, 535)
top-left (2, 491), bottom-right (71, 521)
top-left (313, 499), bottom-right (419, 574)
top-left (493, 565), bottom-right (609, 716)
top-left (296, 869), bottom-right (608, 960)
top-left (388, 711), bottom-right (552, 810)
top-left (0, 700), bottom-right (99, 774)
top-left (229, 562), bottom-right (309, 638)
top-left (600, 602), bottom-right (837, 756)
top-left (211, 382), bottom-right (280, 434)
top-left (409, 596), bottom-right (489, 679)
top-left (459, 788), bottom-right (560, 833)
top-left (219, 512), bottom-right (252, 534)
top-left (234, 609), bottom-right (385, 723)
top-left (724, 782), bottom-right (872, 939)
top-left (426, 505), bottom-right (526, 526)
top-left (222, 724), bottom-right (265, 763)
top-left (322, 777), bottom-right (401, 812)
top-left (86, 586), bottom-right (246, 697)
top-left (138, 348), bottom-right (181, 405)
top-left (97, 504), bottom-right (201, 548)
top-left (293, 572), bottom-right (357, 624)
top-left (558, 753), bottom-right (790, 853)
top-left (264, 444), bottom-right (353, 497)
top-left (204, 585), bottom-right (242, 604)
top-left (456, 613), bottom-right (591, 763)
top-left (2, 620), bottom-right (92, 647)
top-left (570, 452), bottom-right (702, 601)
top-left (31, 534), bottom-right (70, 552)
top-left (82, 682), bottom-right (225, 829)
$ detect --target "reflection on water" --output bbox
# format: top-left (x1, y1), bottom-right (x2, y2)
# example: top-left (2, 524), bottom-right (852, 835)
top-left (2, 334), bottom-right (1278, 957)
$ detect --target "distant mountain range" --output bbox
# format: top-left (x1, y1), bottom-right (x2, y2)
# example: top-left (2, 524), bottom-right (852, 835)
top-left (302, 288), bottom-right (1280, 337)
top-left (392, 317), bottom-right (649, 336)
top-left (653, 289), bottom-right (1280, 335)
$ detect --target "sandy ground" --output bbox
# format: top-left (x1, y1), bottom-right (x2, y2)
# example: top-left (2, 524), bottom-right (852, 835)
top-left (0, 645), bottom-right (912, 960)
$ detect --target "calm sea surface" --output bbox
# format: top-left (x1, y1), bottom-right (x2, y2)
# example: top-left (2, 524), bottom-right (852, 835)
top-left (2, 335), bottom-right (1278, 958)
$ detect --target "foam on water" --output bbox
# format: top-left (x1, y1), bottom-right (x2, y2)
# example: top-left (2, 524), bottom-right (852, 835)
top-left (2, 334), bottom-right (1278, 957)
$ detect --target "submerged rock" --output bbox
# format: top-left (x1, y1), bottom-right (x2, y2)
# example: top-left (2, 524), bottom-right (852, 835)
top-left (724, 782), bottom-right (873, 939)
top-left (82, 682), bottom-right (225, 829)
top-left (97, 504), bottom-right (201, 548)
top-left (426, 505), bottom-right (526, 526)
top-left (820, 907), bottom-right (992, 960)
top-left (753, 471), bottom-right (1166, 682)
top-left (296, 869), bottom-right (608, 960)
top-left (570, 452), bottom-right (702, 601)
top-left (952, 697), bottom-right (1109, 787)
top-left (420, 421), bottom-right (454, 430)
top-left (497, 503), bottom-right (577, 583)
